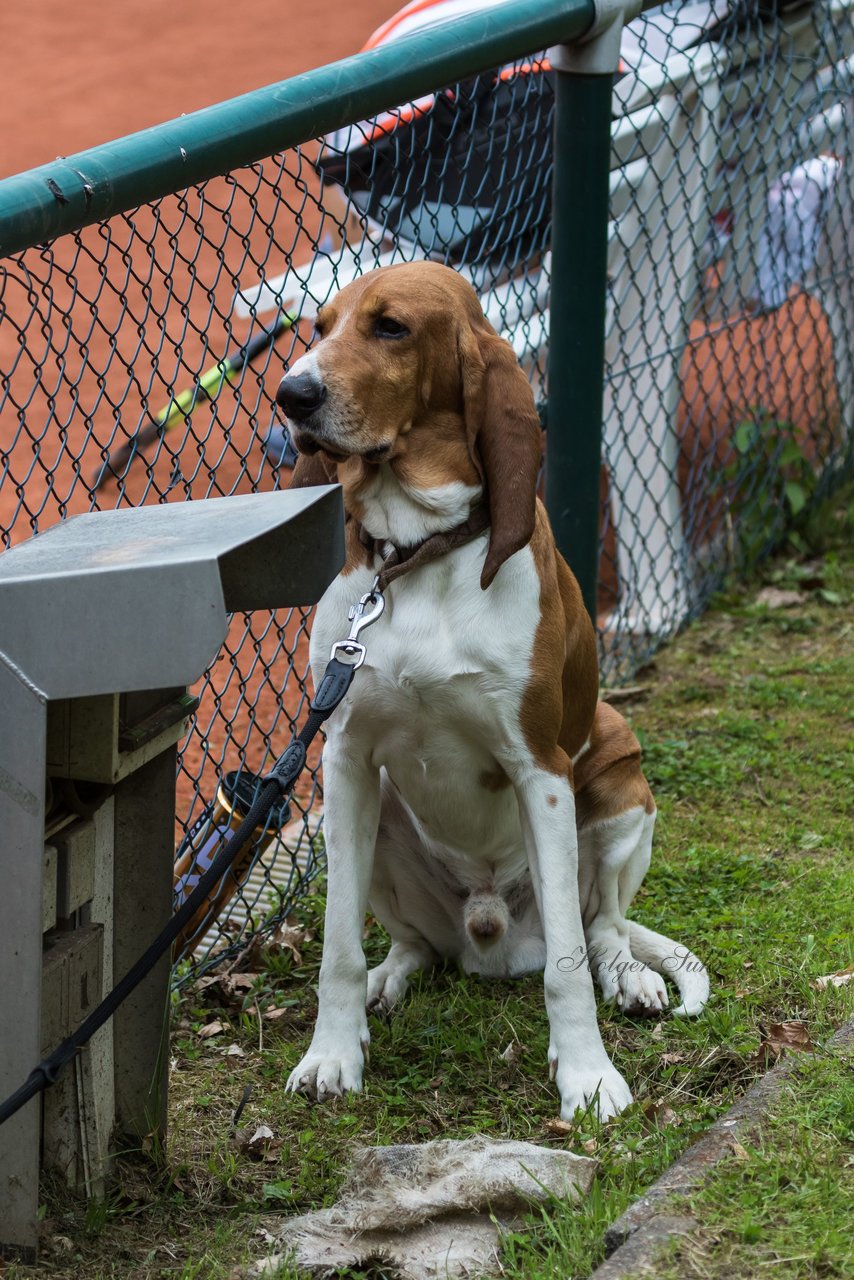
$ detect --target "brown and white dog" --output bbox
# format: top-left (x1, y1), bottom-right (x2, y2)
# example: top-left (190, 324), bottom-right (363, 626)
top-left (279, 261), bottom-right (708, 1121)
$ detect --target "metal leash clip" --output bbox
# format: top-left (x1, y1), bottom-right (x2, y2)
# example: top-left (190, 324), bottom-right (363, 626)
top-left (330, 577), bottom-right (385, 669)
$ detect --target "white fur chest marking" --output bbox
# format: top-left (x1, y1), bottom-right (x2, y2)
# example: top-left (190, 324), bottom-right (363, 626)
top-left (357, 469), bottom-right (482, 546)
top-left (312, 538), bottom-right (543, 875)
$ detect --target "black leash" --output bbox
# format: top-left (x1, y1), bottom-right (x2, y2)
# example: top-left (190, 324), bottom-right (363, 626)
top-left (0, 581), bottom-right (386, 1128)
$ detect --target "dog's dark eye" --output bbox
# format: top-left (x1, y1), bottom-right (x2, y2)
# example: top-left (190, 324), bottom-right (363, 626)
top-left (374, 316), bottom-right (410, 340)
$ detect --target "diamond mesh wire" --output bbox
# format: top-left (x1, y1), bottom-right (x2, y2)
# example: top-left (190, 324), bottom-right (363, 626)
top-left (600, 0), bottom-right (853, 676)
top-left (0, 1), bottom-right (851, 975)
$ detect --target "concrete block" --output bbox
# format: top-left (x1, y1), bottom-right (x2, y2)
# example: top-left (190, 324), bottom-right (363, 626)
top-left (53, 819), bottom-right (96, 918)
top-left (42, 844), bottom-right (58, 933)
top-left (41, 933), bottom-right (69, 1058)
top-left (41, 925), bottom-right (107, 1194)
top-left (46, 693), bottom-right (195, 784)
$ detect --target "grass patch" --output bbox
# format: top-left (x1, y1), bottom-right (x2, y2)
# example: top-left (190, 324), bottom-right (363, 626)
top-left (10, 497), bottom-right (853, 1279)
top-left (656, 1052), bottom-right (854, 1279)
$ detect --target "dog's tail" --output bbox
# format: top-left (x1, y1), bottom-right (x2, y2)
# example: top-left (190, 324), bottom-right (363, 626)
top-left (464, 893), bottom-right (511, 948)
top-left (628, 922), bottom-right (709, 1016)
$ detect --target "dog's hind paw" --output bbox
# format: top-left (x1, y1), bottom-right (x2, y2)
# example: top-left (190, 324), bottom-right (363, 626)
top-left (366, 962), bottom-right (410, 1016)
top-left (286, 1041), bottom-right (367, 1101)
top-left (594, 954), bottom-right (668, 1017)
top-left (615, 964), bottom-right (668, 1017)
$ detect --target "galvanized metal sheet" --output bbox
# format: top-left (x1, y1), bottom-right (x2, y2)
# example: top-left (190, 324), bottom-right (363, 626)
top-left (0, 487), bottom-right (342, 697)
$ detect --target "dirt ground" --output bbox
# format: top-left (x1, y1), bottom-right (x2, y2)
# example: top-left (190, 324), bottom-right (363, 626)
top-left (0, 0), bottom-right (394, 180)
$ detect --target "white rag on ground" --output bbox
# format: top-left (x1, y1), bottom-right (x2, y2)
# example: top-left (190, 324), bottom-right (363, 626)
top-left (253, 1135), bottom-right (598, 1279)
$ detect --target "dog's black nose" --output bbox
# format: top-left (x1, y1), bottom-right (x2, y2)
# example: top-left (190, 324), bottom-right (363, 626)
top-left (276, 371), bottom-right (327, 421)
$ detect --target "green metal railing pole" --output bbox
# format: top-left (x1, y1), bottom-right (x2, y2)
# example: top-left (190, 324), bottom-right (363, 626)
top-left (546, 70), bottom-right (613, 618)
top-left (0, 0), bottom-right (594, 258)
top-left (546, 4), bottom-right (638, 620)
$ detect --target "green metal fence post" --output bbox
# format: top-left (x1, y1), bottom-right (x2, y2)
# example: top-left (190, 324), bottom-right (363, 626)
top-left (546, 1), bottom-right (640, 619)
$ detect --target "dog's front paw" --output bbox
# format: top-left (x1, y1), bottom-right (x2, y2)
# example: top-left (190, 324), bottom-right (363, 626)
top-left (552, 1056), bottom-right (633, 1123)
top-left (286, 1040), bottom-right (367, 1101)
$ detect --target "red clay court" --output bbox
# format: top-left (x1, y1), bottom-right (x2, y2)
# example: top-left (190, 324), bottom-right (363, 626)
top-left (0, 0), bottom-right (841, 836)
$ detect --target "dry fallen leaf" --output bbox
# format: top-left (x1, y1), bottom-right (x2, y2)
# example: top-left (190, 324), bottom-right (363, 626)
top-left (212, 974), bottom-right (261, 1011)
top-left (755, 587), bottom-right (803, 609)
top-left (263, 1006), bottom-right (289, 1021)
top-left (812, 962), bottom-right (854, 991)
top-left (194, 975), bottom-right (221, 992)
top-left (500, 1041), bottom-right (524, 1064)
top-left (661, 1052), bottom-right (686, 1066)
top-left (755, 1019), bottom-right (815, 1066)
top-left (768, 1020), bottom-right (814, 1049)
top-left (197, 1020), bottom-right (224, 1040)
top-left (543, 1118), bottom-right (576, 1139)
top-left (642, 1099), bottom-right (680, 1129)
top-left (238, 1124), bottom-right (285, 1163)
top-left (582, 1138), bottom-right (599, 1155)
top-left (267, 916), bottom-right (315, 966)
top-left (224, 1043), bottom-right (246, 1058)
top-left (650, 1022), bottom-right (665, 1041)
top-left (223, 973), bottom-right (257, 993)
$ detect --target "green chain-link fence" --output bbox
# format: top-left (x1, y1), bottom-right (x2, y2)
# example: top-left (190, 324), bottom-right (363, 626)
top-left (1, 0), bottom-right (851, 977)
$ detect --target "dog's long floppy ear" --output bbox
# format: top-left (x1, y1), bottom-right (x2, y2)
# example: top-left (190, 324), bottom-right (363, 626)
top-left (459, 316), bottom-right (543, 589)
top-left (288, 451), bottom-right (338, 489)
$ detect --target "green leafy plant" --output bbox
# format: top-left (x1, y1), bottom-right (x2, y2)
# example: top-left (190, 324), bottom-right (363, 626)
top-left (723, 410), bottom-right (820, 564)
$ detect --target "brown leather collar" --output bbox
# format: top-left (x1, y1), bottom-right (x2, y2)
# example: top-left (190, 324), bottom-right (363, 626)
top-left (357, 499), bottom-right (491, 592)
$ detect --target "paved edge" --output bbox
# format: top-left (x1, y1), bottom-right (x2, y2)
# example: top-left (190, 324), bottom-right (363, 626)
top-left (588, 1015), bottom-right (854, 1280)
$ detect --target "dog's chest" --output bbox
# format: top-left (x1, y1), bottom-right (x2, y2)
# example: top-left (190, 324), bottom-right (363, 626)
top-left (311, 540), bottom-right (539, 723)
top-left (310, 541), bottom-right (541, 857)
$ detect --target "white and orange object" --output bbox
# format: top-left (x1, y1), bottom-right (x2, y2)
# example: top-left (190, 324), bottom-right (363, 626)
top-left (236, 0), bottom-right (853, 640)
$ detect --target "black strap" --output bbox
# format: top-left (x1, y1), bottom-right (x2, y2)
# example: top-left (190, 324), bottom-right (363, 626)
top-left (311, 656), bottom-right (357, 716)
top-left (0, 649), bottom-right (359, 1128)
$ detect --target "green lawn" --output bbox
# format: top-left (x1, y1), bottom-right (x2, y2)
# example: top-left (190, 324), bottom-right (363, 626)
top-left (656, 1051), bottom-right (854, 1279)
top-left (15, 500), bottom-right (853, 1280)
